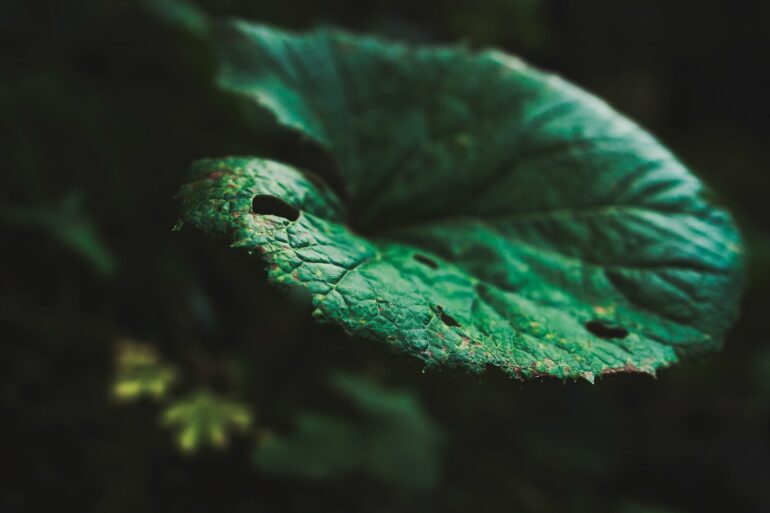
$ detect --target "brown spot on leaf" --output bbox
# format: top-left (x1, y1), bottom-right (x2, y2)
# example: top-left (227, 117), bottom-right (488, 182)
top-left (599, 363), bottom-right (644, 377)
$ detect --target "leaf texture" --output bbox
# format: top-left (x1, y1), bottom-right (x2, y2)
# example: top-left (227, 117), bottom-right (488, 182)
top-left (178, 21), bottom-right (745, 381)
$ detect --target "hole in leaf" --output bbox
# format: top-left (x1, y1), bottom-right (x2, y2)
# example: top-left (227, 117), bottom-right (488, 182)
top-left (436, 306), bottom-right (460, 327)
top-left (414, 254), bottom-right (438, 269)
top-left (585, 320), bottom-right (629, 339)
top-left (251, 195), bottom-right (299, 221)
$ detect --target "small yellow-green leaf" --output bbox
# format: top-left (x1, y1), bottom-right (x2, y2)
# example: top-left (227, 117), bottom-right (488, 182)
top-left (161, 391), bottom-right (253, 453)
top-left (112, 340), bottom-right (176, 401)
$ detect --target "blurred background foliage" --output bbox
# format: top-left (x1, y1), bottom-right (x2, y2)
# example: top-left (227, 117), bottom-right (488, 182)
top-left (2, 0), bottom-right (770, 512)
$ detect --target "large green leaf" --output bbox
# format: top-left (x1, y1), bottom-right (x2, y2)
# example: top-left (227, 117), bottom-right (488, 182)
top-left (177, 21), bottom-right (745, 381)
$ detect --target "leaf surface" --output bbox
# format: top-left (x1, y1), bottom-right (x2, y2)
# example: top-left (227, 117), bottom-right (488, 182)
top-left (178, 21), bottom-right (745, 380)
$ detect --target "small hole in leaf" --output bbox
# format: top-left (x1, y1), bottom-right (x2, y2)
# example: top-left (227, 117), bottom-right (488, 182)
top-left (437, 306), bottom-right (460, 327)
top-left (251, 195), bottom-right (299, 221)
top-left (585, 320), bottom-right (628, 340)
top-left (414, 254), bottom-right (438, 269)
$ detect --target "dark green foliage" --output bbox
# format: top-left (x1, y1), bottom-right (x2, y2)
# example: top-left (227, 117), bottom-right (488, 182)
top-left (254, 373), bottom-right (443, 491)
top-left (4, 1), bottom-right (770, 512)
top-left (179, 22), bottom-right (744, 380)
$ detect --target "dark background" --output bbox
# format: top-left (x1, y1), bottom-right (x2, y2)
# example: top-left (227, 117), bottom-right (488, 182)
top-left (3, 1), bottom-right (770, 512)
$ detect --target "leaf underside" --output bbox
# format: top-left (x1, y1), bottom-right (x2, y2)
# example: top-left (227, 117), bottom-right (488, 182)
top-left (177, 20), bottom-right (745, 382)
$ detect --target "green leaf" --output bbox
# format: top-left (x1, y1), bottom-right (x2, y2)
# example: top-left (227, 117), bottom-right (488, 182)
top-left (112, 340), bottom-right (177, 401)
top-left (143, 0), bottom-right (210, 37)
top-left (161, 391), bottom-right (253, 453)
top-left (1, 194), bottom-right (116, 277)
top-left (253, 372), bottom-right (444, 491)
top-left (177, 21), bottom-right (745, 381)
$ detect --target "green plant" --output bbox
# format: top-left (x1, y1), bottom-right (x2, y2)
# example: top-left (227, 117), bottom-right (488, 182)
top-left (112, 339), bottom-right (177, 401)
top-left (111, 338), bottom-right (444, 488)
top-left (162, 391), bottom-right (253, 453)
top-left (112, 340), bottom-right (253, 453)
top-left (177, 20), bottom-right (745, 382)
top-left (254, 373), bottom-right (444, 491)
